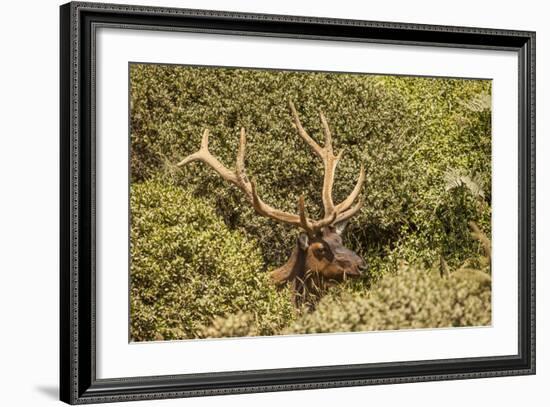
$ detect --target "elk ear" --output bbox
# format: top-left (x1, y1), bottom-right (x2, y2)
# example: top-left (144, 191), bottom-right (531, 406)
top-left (333, 220), bottom-right (349, 236)
top-left (298, 233), bottom-right (310, 250)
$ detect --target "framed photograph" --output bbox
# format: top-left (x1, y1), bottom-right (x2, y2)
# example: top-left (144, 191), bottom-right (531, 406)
top-left (60, 1), bottom-right (535, 404)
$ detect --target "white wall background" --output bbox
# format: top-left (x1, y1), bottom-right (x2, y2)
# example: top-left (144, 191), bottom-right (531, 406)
top-left (0, 0), bottom-right (546, 405)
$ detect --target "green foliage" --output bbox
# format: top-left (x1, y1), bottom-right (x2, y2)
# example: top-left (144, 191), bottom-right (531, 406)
top-left (130, 180), bottom-right (295, 341)
top-left (129, 64), bottom-right (493, 339)
top-left (130, 64), bottom-right (491, 281)
top-left (436, 170), bottom-right (490, 266)
top-left (199, 312), bottom-right (259, 339)
top-left (285, 263), bottom-right (491, 334)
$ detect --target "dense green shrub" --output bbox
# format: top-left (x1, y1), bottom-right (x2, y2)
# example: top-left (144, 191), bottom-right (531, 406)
top-left (130, 180), bottom-right (295, 341)
top-left (285, 263), bottom-right (491, 335)
top-left (130, 64), bottom-right (491, 281)
top-left (129, 65), bottom-right (493, 340)
top-left (375, 76), bottom-right (492, 270)
top-left (199, 312), bottom-right (259, 339)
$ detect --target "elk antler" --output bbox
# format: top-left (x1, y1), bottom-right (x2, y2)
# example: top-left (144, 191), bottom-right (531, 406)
top-left (288, 101), bottom-right (365, 225)
top-left (177, 128), bottom-right (331, 233)
top-left (177, 102), bottom-right (364, 235)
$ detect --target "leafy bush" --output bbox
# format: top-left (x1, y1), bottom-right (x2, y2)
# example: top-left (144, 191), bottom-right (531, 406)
top-left (129, 65), bottom-right (493, 340)
top-left (130, 64), bottom-right (491, 282)
top-left (199, 312), bottom-right (258, 339)
top-left (285, 263), bottom-right (491, 335)
top-left (130, 180), bottom-right (295, 341)
top-left (373, 76), bottom-right (492, 271)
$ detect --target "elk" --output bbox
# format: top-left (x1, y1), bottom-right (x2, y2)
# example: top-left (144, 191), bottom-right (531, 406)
top-left (178, 101), bottom-right (367, 306)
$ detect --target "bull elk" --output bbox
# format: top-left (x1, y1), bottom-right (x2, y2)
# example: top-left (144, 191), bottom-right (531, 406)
top-left (178, 101), bottom-right (367, 307)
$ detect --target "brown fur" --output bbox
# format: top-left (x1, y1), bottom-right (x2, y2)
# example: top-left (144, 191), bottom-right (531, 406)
top-left (270, 227), bottom-right (366, 307)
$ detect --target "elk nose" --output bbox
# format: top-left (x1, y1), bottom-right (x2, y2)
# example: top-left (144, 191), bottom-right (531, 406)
top-left (358, 261), bottom-right (368, 274)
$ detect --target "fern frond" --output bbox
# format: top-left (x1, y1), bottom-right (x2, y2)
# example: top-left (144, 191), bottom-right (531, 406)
top-left (443, 168), bottom-right (485, 199)
top-left (460, 92), bottom-right (492, 112)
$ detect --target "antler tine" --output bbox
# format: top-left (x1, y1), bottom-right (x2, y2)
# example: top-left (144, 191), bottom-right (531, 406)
top-left (318, 110), bottom-right (340, 217)
top-left (177, 129), bottom-right (239, 185)
top-left (319, 111), bottom-right (333, 154)
top-left (236, 127), bottom-right (247, 184)
top-left (335, 197), bottom-right (364, 224)
top-left (335, 164), bottom-right (365, 213)
top-left (289, 101), bottom-right (342, 219)
top-left (288, 100), bottom-right (323, 158)
top-left (297, 195), bottom-right (315, 236)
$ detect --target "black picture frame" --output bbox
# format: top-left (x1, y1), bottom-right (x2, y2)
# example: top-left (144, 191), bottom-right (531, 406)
top-left (60, 1), bottom-right (536, 404)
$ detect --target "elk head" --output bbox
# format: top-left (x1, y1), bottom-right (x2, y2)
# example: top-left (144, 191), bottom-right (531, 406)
top-left (178, 101), bottom-right (367, 306)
